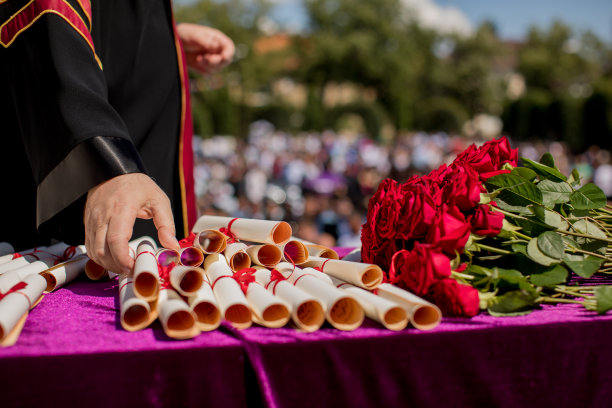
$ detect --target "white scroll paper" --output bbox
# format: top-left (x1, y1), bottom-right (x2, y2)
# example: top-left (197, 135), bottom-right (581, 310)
top-left (331, 277), bottom-right (408, 331)
top-left (224, 242), bottom-right (251, 272)
top-left (193, 215), bottom-right (292, 245)
top-left (279, 240), bottom-right (309, 265)
top-left (157, 288), bottom-right (199, 339)
top-left (169, 265), bottom-right (204, 297)
top-left (118, 274), bottom-right (157, 332)
top-left (41, 256), bottom-right (89, 292)
top-left (276, 264), bottom-right (364, 331)
top-left (301, 256), bottom-right (383, 290)
top-left (132, 240), bottom-right (159, 301)
top-left (195, 229), bottom-right (227, 254)
top-left (244, 282), bottom-right (290, 328)
top-left (203, 254), bottom-right (252, 329)
top-left (187, 279), bottom-right (221, 331)
top-left (0, 260), bottom-right (52, 293)
top-left (376, 283), bottom-right (442, 330)
top-left (246, 244), bottom-right (281, 268)
top-left (0, 274), bottom-right (47, 345)
top-left (253, 268), bottom-right (324, 332)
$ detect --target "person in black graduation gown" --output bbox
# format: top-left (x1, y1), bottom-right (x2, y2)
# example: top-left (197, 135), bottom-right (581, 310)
top-left (0, 0), bottom-right (234, 274)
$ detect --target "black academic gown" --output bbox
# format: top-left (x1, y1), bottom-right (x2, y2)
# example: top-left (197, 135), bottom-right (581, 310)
top-left (0, 0), bottom-right (195, 251)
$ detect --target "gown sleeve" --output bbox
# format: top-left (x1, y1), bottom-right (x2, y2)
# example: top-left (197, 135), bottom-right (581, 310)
top-left (0, 0), bottom-right (147, 229)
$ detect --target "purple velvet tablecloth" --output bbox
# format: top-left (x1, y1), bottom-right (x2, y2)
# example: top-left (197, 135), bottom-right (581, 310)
top-left (3, 270), bottom-right (612, 407)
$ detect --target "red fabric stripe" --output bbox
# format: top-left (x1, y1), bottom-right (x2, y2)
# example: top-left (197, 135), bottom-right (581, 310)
top-left (1, 0), bottom-right (94, 52)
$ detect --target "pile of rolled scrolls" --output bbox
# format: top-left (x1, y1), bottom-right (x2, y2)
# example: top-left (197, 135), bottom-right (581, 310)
top-left (0, 216), bottom-right (443, 343)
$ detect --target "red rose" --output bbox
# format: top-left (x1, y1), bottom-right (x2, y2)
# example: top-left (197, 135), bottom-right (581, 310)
top-left (440, 165), bottom-right (484, 212)
top-left (454, 136), bottom-right (518, 174)
top-left (425, 204), bottom-right (471, 256)
top-left (428, 278), bottom-right (480, 317)
top-left (479, 169), bottom-right (511, 182)
top-left (395, 183), bottom-right (437, 240)
top-left (388, 243), bottom-right (451, 296)
top-left (362, 178), bottom-right (403, 250)
top-left (469, 203), bottom-right (504, 237)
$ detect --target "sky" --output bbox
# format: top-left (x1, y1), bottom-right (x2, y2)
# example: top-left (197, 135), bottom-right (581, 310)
top-left (266, 0), bottom-right (612, 41)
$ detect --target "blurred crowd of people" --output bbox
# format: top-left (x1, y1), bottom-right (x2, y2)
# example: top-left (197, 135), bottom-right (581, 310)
top-left (193, 120), bottom-right (612, 247)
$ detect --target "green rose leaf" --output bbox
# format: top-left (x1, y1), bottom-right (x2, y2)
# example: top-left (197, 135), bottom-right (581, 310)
top-left (595, 286), bottom-right (612, 314)
top-left (485, 173), bottom-right (543, 207)
top-left (511, 243), bottom-right (528, 256)
top-left (537, 179), bottom-right (573, 206)
top-left (537, 231), bottom-right (565, 259)
top-left (515, 216), bottom-right (555, 236)
top-left (487, 290), bottom-right (538, 314)
top-left (495, 198), bottom-right (534, 215)
top-left (563, 254), bottom-right (604, 278)
top-left (571, 219), bottom-right (608, 254)
top-left (568, 168), bottom-right (581, 187)
top-left (511, 167), bottom-right (537, 181)
top-left (570, 183), bottom-right (607, 210)
top-left (521, 157), bottom-right (567, 182)
top-left (527, 238), bottom-right (560, 266)
top-left (530, 264), bottom-right (568, 287)
top-left (529, 205), bottom-right (567, 229)
top-left (539, 152), bottom-right (556, 168)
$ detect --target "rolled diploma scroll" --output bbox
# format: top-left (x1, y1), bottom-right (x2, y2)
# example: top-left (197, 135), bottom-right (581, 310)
top-left (0, 247), bottom-right (50, 275)
top-left (376, 283), bottom-right (442, 330)
top-left (169, 265), bottom-right (204, 297)
top-left (0, 242), bottom-right (14, 257)
top-left (157, 288), bottom-right (199, 339)
top-left (0, 260), bottom-right (53, 293)
top-left (253, 268), bottom-right (324, 332)
top-left (193, 215), bottom-right (292, 245)
top-left (331, 277), bottom-right (408, 331)
top-left (187, 278), bottom-right (221, 331)
top-left (86, 237), bottom-right (153, 280)
top-left (203, 254), bottom-right (251, 329)
top-left (179, 247), bottom-right (204, 267)
top-left (301, 256), bottom-right (383, 291)
top-left (279, 240), bottom-right (309, 265)
top-left (246, 244), bottom-right (281, 268)
top-left (289, 237), bottom-right (339, 260)
top-left (278, 265), bottom-right (364, 331)
top-left (195, 230), bottom-right (227, 254)
top-left (156, 248), bottom-right (180, 267)
top-left (133, 240), bottom-right (159, 301)
top-left (244, 282), bottom-right (290, 328)
top-left (274, 262), bottom-right (333, 286)
top-left (224, 242), bottom-right (251, 272)
top-left (0, 254), bottom-right (14, 265)
top-left (0, 273), bottom-right (47, 342)
top-left (41, 255), bottom-right (89, 292)
top-left (118, 274), bottom-right (156, 332)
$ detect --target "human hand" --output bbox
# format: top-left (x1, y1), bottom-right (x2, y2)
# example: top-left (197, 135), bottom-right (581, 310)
top-left (84, 173), bottom-right (180, 275)
top-left (176, 23), bottom-right (235, 74)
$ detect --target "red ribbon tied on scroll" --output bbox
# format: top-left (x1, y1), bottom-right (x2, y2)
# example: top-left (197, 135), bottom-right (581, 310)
top-left (233, 268), bottom-right (256, 294)
top-left (314, 259), bottom-right (331, 273)
top-left (12, 252), bottom-right (22, 260)
top-left (179, 232), bottom-right (197, 249)
top-left (0, 281), bottom-right (28, 301)
top-left (219, 218), bottom-right (239, 244)
top-left (158, 262), bottom-right (177, 289)
top-left (266, 269), bottom-right (287, 294)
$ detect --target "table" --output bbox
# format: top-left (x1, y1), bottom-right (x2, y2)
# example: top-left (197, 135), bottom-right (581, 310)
top-left (3, 272), bottom-right (612, 407)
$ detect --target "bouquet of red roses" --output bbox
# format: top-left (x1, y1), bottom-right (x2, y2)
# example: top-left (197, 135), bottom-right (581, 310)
top-left (362, 137), bottom-right (612, 317)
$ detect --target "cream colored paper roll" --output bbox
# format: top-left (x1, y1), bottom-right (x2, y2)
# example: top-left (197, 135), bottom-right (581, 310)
top-left (169, 265), bottom-right (204, 297)
top-left (289, 237), bottom-right (340, 260)
top-left (84, 259), bottom-right (118, 281)
top-left (118, 275), bottom-right (156, 332)
top-left (224, 242), bottom-right (251, 272)
top-left (331, 277), bottom-right (408, 331)
top-left (0, 254), bottom-right (14, 265)
top-left (0, 260), bottom-right (51, 292)
top-left (376, 283), bottom-right (442, 331)
top-left (203, 254), bottom-right (252, 329)
top-left (280, 240), bottom-right (309, 265)
top-left (195, 229), bottom-right (227, 254)
top-left (133, 240), bottom-right (159, 301)
top-left (156, 248), bottom-right (180, 267)
top-left (253, 268), bottom-right (324, 332)
top-left (301, 256), bottom-right (383, 290)
top-left (0, 247), bottom-right (52, 275)
top-left (0, 273), bottom-right (47, 342)
top-left (275, 262), bottom-right (333, 286)
top-left (279, 266), bottom-right (364, 331)
top-left (41, 256), bottom-right (89, 292)
top-left (0, 242), bottom-right (14, 257)
top-left (246, 244), bottom-right (282, 268)
top-left (157, 288), bottom-right (199, 339)
top-left (179, 247), bottom-right (204, 267)
top-left (193, 215), bottom-right (292, 245)
top-left (245, 283), bottom-right (290, 328)
top-left (187, 279), bottom-right (221, 331)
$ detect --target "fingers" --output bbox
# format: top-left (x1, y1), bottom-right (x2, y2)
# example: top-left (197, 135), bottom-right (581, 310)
top-left (177, 23), bottom-right (235, 74)
top-left (84, 173), bottom-right (178, 275)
